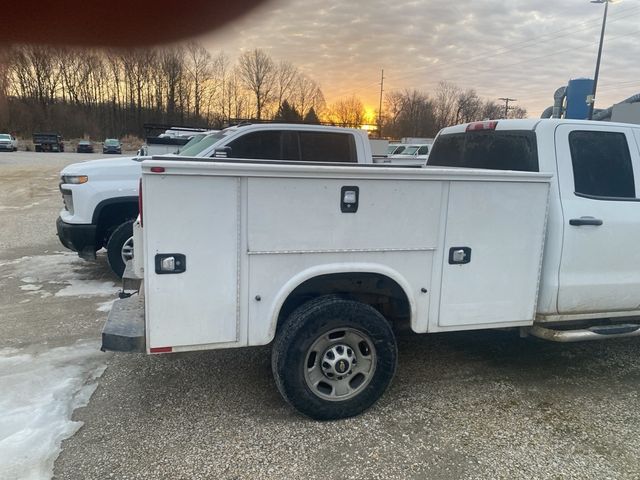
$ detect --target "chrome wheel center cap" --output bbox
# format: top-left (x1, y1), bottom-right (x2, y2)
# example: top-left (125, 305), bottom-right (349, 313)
top-left (321, 344), bottom-right (356, 379)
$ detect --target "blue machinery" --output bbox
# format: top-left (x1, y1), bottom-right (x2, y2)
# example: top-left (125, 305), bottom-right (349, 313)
top-left (540, 78), bottom-right (593, 120)
top-left (541, 78), bottom-right (640, 121)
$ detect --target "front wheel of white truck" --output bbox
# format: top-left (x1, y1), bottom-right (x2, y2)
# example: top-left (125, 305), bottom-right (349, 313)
top-left (272, 296), bottom-right (397, 420)
top-left (106, 220), bottom-right (134, 278)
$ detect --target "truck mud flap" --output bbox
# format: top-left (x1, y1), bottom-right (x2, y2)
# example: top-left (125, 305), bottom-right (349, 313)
top-left (102, 295), bottom-right (145, 352)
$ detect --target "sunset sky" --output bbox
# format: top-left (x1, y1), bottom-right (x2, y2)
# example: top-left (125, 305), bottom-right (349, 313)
top-left (199, 0), bottom-right (640, 118)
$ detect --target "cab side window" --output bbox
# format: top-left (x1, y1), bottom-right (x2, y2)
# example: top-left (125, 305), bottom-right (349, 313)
top-left (569, 131), bottom-right (635, 199)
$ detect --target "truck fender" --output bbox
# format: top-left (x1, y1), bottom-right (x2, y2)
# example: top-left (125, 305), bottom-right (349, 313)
top-left (266, 262), bottom-right (417, 341)
top-left (91, 196), bottom-right (139, 225)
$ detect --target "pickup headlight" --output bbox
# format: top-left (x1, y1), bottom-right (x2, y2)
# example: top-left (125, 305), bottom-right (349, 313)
top-left (61, 175), bottom-right (88, 184)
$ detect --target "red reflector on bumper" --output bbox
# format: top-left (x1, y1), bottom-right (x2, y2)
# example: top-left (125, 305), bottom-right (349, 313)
top-left (150, 167), bottom-right (165, 173)
top-left (150, 346), bottom-right (173, 353)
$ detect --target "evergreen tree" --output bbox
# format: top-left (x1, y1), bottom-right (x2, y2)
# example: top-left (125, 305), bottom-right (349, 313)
top-left (274, 100), bottom-right (302, 122)
top-left (303, 107), bottom-right (320, 124)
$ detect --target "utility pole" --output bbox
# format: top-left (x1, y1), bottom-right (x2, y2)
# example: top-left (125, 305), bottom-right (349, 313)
top-left (498, 97), bottom-right (517, 118)
top-left (588, 0), bottom-right (610, 120)
top-left (377, 69), bottom-right (384, 138)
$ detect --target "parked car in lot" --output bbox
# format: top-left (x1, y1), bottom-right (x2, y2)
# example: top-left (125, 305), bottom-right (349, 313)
top-left (76, 139), bottom-right (94, 153)
top-left (386, 143), bottom-right (406, 155)
top-left (103, 138), bottom-right (122, 154)
top-left (0, 133), bottom-right (18, 151)
top-left (384, 143), bottom-right (432, 166)
top-left (33, 132), bottom-right (64, 152)
top-left (103, 118), bottom-right (640, 421)
top-left (137, 125), bottom-right (215, 156)
top-left (389, 142), bottom-right (430, 158)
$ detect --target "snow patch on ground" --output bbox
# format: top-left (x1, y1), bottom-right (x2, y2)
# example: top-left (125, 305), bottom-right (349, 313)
top-left (55, 280), bottom-right (119, 298)
top-left (2, 253), bottom-right (118, 300)
top-left (3, 253), bottom-right (88, 285)
top-left (0, 341), bottom-right (108, 480)
top-left (19, 284), bottom-right (42, 292)
top-left (96, 299), bottom-right (117, 312)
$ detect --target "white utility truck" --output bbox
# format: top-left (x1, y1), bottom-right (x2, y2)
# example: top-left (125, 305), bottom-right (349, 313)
top-left (103, 119), bottom-right (640, 420)
top-left (57, 123), bottom-right (374, 277)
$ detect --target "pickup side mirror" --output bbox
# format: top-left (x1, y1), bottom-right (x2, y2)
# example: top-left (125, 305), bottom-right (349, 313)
top-left (213, 146), bottom-right (231, 158)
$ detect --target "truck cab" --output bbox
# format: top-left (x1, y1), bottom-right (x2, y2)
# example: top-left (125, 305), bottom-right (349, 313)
top-left (184, 123), bottom-right (373, 162)
top-left (428, 119), bottom-right (640, 325)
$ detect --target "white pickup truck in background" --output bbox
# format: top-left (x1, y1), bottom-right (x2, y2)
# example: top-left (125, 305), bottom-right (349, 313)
top-left (56, 123), bottom-right (376, 277)
top-left (137, 126), bottom-right (214, 157)
top-left (103, 118), bottom-right (640, 420)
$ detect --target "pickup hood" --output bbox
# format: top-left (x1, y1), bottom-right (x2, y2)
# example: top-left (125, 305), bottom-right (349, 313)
top-left (60, 156), bottom-right (143, 180)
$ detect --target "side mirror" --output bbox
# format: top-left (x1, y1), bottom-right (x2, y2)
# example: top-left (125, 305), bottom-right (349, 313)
top-left (213, 146), bottom-right (231, 158)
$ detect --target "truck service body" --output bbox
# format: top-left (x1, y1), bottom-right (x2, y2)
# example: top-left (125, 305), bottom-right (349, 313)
top-left (103, 119), bottom-right (640, 419)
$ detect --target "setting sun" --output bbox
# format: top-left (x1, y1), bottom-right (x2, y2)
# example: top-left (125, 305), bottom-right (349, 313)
top-left (364, 106), bottom-right (377, 124)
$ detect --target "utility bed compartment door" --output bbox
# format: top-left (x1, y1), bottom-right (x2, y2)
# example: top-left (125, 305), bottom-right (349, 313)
top-left (437, 180), bottom-right (548, 329)
top-left (144, 175), bottom-right (240, 349)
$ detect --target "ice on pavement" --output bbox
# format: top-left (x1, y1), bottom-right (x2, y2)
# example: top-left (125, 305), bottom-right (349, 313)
top-left (54, 280), bottom-right (119, 297)
top-left (0, 253), bottom-right (117, 477)
top-left (96, 299), bottom-right (117, 312)
top-left (0, 252), bottom-right (119, 299)
top-left (0, 341), bottom-right (108, 480)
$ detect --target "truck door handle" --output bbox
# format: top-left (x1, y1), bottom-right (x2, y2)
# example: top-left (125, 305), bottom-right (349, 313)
top-left (569, 217), bottom-right (603, 226)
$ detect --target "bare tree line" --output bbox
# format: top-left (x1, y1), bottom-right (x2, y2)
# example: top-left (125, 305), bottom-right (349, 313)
top-left (382, 83), bottom-right (527, 139)
top-left (0, 43), bottom-right (525, 140)
top-left (1, 44), bottom-right (325, 138)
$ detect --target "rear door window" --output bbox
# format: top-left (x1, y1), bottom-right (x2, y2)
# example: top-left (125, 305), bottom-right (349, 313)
top-left (428, 131), bottom-right (538, 172)
top-left (299, 132), bottom-right (357, 162)
top-left (569, 130), bottom-right (635, 199)
top-left (281, 131), bottom-right (300, 161)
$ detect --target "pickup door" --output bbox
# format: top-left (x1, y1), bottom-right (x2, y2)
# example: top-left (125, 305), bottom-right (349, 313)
top-left (555, 124), bottom-right (640, 313)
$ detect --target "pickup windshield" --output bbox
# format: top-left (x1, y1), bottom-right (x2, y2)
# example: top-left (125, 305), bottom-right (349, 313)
top-left (179, 131), bottom-right (227, 156)
top-left (428, 130), bottom-right (538, 172)
top-left (0, 134), bottom-right (10, 140)
top-left (177, 133), bottom-right (206, 151)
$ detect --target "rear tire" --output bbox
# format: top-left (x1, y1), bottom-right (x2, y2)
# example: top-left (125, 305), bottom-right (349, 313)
top-left (106, 220), bottom-right (134, 278)
top-left (272, 296), bottom-right (397, 420)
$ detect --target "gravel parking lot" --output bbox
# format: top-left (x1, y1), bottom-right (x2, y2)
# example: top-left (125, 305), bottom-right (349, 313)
top-left (1, 152), bottom-right (640, 480)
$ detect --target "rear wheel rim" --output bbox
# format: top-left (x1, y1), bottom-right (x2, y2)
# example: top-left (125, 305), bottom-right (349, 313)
top-left (303, 327), bottom-right (376, 402)
top-left (121, 236), bottom-right (134, 264)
